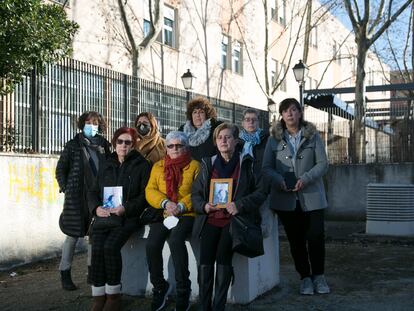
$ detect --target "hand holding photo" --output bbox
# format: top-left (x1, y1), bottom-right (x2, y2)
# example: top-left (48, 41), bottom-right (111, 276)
top-left (209, 178), bottom-right (233, 208)
top-left (103, 186), bottom-right (123, 209)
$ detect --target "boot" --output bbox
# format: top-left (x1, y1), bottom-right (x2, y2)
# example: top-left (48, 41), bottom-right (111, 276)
top-left (175, 288), bottom-right (191, 311)
top-left (102, 294), bottom-right (121, 311)
top-left (87, 265), bottom-right (92, 285)
top-left (198, 265), bottom-right (214, 311)
top-left (90, 295), bottom-right (106, 311)
top-left (212, 265), bottom-right (233, 311)
top-left (60, 269), bottom-right (77, 291)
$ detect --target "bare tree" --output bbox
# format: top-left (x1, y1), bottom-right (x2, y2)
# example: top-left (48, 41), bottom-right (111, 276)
top-left (117, 0), bottom-right (163, 78)
top-left (343, 0), bottom-right (413, 162)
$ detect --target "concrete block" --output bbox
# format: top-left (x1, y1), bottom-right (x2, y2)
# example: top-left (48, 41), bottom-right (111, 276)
top-left (121, 213), bottom-right (279, 304)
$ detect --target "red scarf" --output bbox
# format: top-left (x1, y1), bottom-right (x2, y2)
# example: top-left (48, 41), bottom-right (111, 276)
top-left (164, 151), bottom-right (192, 203)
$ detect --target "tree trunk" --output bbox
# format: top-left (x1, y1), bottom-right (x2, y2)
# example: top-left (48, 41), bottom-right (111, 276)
top-left (353, 42), bottom-right (368, 163)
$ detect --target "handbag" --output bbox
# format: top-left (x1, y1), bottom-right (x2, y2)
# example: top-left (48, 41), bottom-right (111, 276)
top-left (91, 214), bottom-right (123, 231)
top-left (230, 215), bottom-right (264, 258)
top-left (139, 206), bottom-right (164, 225)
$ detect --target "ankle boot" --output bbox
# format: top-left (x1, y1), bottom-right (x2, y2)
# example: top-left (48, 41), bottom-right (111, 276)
top-left (175, 288), bottom-right (191, 311)
top-left (91, 295), bottom-right (106, 311)
top-left (60, 269), bottom-right (77, 291)
top-left (212, 265), bottom-right (233, 311)
top-left (198, 265), bottom-right (214, 311)
top-left (103, 293), bottom-right (121, 311)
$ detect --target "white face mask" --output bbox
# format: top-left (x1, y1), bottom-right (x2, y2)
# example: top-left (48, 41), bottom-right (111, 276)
top-left (83, 124), bottom-right (99, 138)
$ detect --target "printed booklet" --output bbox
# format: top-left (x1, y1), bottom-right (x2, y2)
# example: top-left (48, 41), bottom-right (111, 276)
top-left (103, 186), bottom-right (123, 209)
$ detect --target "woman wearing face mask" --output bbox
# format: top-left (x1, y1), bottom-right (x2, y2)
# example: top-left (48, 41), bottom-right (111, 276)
top-left (134, 112), bottom-right (166, 164)
top-left (55, 111), bottom-right (111, 291)
top-left (178, 97), bottom-right (222, 161)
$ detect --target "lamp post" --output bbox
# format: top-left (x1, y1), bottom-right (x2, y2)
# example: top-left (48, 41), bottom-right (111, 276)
top-left (181, 69), bottom-right (195, 103)
top-left (292, 60), bottom-right (309, 109)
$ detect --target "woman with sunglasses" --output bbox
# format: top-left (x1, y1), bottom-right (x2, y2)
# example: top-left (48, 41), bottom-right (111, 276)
top-left (145, 131), bottom-right (200, 311)
top-left (88, 127), bottom-right (151, 311)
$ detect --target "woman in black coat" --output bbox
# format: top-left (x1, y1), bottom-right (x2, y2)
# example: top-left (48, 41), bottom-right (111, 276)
top-left (88, 127), bottom-right (151, 311)
top-left (55, 111), bottom-right (111, 291)
top-left (178, 96), bottom-right (222, 161)
top-left (191, 123), bottom-right (265, 311)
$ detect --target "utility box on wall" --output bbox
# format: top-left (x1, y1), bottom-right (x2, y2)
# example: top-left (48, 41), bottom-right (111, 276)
top-left (366, 183), bottom-right (414, 236)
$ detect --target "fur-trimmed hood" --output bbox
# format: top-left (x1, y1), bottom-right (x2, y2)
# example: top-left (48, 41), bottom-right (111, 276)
top-left (271, 121), bottom-right (318, 141)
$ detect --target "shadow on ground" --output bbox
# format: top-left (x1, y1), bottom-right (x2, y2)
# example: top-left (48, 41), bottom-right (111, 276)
top-left (1, 221), bottom-right (413, 311)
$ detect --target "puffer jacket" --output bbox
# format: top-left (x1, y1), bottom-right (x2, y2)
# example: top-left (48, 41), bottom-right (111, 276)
top-left (262, 121), bottom-right (328, 212)
top-left (56, 134), bottom-right (111, 237)
top-left (191, 152), bottom-right (266, 237)
top-left (145, 159), bottom-right (200, 217)
top-left (88, 150), bottom-right (151, 226)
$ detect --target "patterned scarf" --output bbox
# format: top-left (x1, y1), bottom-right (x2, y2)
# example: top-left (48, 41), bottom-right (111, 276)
top-left (183, 119), bottom-right (212, 146)
top-left (239, 128), bottom-right (262, 156)
top-left (164, 151), bottom-right (192, 203)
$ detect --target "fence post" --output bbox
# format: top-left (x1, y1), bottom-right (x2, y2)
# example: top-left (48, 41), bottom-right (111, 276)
top-left (30, 66), bottom-right (39, 152)
top-left (123, 74), bottom-right (129, 126)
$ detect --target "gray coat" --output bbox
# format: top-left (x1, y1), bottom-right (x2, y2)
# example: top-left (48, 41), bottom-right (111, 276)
top-left (262, 121), bottom-right (328, 212)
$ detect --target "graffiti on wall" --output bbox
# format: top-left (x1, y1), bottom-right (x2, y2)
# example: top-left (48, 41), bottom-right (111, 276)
top-left (6, 159), bottom-right (62, 206)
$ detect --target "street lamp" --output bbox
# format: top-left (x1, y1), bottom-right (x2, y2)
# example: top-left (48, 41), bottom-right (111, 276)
top-left (292, 60), bottom-right (309, 108)
top-left (181, 69), bottom-right (195, 102)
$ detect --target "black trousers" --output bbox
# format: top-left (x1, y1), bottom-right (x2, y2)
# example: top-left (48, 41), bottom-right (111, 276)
top-left (277, 202), bottom-right (325, 279)
top-left (91, 223), bottom-right (135, 287)
top-left (146, 216), bottom-right (194, 291)
top-left (199, 222), bottom-right (233, 266)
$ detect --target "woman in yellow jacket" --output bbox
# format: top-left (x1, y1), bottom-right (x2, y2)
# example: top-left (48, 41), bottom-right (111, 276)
top-left (145, 131), bottom-right (200, 311)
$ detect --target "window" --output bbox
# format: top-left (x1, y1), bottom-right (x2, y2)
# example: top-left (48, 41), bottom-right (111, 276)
top-left (232, 41), bottom-right (242, 74)
top-left (270, 0), bottom-right (286, 26)
top-left (280, 63), bottom-right (287, 91)
top-left (332, 41), bottom-right (341, 64)
top-left (279, 0), bottom-right (286, 26)
top-left (163, 6), bottom-right (177, 48)
top-left (271, 59), bottom-right (277, 86)
top-left (221, 35), bottom-right (230, 69)
top-left (272, 60), bottom-right (286, 91)
top-left (310, 26), bottom-right (318, 48)
top-left (143, 19), bottom-right (150, 37)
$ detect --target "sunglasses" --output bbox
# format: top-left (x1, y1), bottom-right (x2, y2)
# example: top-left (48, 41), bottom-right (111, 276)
top-left (116, 139), bottom-right (133, 146)
top-left (167, 144), bottom-right (185, 149)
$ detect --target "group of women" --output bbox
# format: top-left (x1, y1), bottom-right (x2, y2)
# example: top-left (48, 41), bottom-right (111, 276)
top-left (56, 96), bottom-right (330, 311)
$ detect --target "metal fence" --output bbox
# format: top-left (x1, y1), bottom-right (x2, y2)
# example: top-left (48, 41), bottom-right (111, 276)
top-left (303, 94), bottom-right (414, 164)
top-left (0, 58), bottom-right (269, 154)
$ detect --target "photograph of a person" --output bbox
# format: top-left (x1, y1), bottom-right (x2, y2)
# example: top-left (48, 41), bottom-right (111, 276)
top-left (209, 178), bottom-right (232, 207)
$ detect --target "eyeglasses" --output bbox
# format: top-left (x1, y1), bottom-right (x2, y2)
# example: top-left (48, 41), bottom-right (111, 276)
top-left (116, 139), bottom-right (133, 146)
top-left (243, 117), bottom-right (258, 123)
top-left (167, 144), bottom-right (185, 149)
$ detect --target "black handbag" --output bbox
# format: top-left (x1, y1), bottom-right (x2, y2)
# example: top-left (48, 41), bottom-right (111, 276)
top-left (139, 206), bottom-right (164, 225)
top-left (230, 215), bottom-right (264, 258)
top-left (91, 215), bottom-right (123, 231)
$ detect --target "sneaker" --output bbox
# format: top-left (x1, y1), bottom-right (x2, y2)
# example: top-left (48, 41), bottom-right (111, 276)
top-left (151, 282), bottom-right (172, 311)
top-left (313, 275), bottom-right (330, 294)
top-left (300, 277), bottom-right (314, 295)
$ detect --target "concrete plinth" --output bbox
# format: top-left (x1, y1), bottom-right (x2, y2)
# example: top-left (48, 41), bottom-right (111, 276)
top-left (121, 208), bottom-right (279, 304)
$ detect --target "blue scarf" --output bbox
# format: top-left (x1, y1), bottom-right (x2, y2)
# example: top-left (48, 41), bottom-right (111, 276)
top-left (239, 128), bottom-right (262, 156)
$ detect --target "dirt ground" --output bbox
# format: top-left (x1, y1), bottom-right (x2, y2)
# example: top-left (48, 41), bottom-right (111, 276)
top-left (1, 222), bottom-right (414, 311)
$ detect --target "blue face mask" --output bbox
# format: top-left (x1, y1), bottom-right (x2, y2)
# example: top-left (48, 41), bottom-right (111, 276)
top-left (83, 124), bottom-right (99, 138)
